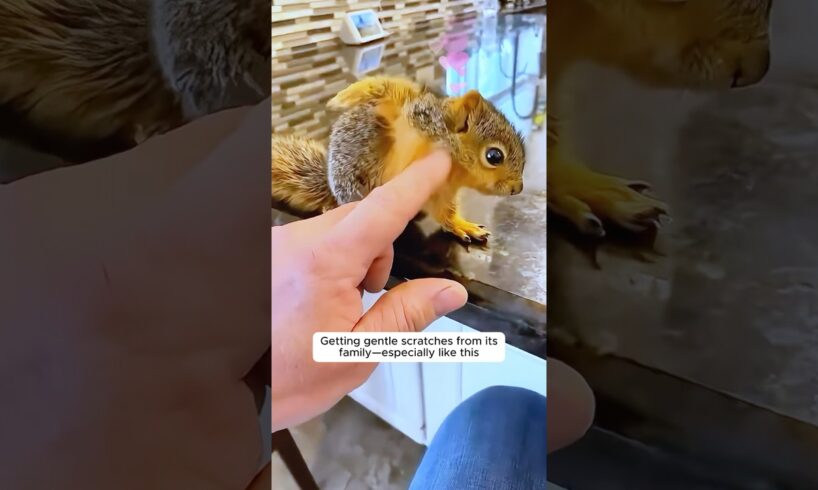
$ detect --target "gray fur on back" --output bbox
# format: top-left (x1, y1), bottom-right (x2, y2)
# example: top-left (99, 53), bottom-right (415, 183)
top-left (149, 0), bottom-right (270, 118)
top-left (404, 93), bottom-right (448, 140)
top-left (327, 94), bottom-right (454, 204)
top-left (327, 105), bottom-right (388, 204)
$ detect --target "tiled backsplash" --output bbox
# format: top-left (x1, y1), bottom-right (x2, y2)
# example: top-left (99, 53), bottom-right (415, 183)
top-left (272, 13), bottom-right (545, 145)
top-left (270, 1), bottom-right (546, 142)
top-left (272, 17), bottom-right (466, 140)
top-left (272, 0), bottom-right (478, 54)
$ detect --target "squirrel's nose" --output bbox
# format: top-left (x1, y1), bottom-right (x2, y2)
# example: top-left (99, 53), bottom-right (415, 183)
top-left (511, 182), bottom-right (523, 195)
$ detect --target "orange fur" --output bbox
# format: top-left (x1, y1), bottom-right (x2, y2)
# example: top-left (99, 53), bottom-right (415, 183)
top-left (548, 0), bottom-right (771, 235)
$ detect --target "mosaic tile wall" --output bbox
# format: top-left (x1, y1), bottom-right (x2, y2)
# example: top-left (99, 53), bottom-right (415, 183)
top-left (271, 0), bottom-right (478, 55)
top-left (272, 15), bottom-right (480, 141)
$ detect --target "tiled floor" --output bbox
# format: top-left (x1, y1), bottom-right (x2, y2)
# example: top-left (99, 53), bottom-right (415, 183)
top-left (272, 397), bottom-right (425, 490)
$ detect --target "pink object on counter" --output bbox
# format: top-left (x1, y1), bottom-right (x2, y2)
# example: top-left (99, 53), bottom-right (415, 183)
top-left (448, 81), bottom-right (467, 92)
top-left (439, 51), bottom-right (469, 76)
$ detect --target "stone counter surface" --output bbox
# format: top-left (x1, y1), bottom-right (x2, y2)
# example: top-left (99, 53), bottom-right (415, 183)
top-left (547, 0), bottom-right (818, 486)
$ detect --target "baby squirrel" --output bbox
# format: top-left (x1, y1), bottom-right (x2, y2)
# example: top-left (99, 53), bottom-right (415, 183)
top-left (272, 76), bottom-right (525, 242)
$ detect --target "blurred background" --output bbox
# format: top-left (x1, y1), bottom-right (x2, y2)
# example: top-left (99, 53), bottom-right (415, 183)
top-left (547, 0), bottom-right (818, 488)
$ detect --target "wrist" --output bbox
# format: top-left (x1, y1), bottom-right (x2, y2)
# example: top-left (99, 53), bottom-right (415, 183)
top-left (271, 390), bottom-right (328, 432)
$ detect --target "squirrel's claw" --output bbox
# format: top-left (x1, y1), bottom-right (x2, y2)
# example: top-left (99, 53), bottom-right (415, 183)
top-left (549, 159), bottom-right (670, 237)
top-left (445, 220), bottom-right (491, 243)
top-left (581, 213), bottom-right (606, 237)
top-left (624, 180), bottom-right (652, 193)
top-left (616, 204), bottom-right (669, 233)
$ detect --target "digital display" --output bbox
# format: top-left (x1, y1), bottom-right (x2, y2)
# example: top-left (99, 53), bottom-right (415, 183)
top-left (351, 12), bottom-right (381, 38)
top-left (358, 45), bottom-right (383, 72)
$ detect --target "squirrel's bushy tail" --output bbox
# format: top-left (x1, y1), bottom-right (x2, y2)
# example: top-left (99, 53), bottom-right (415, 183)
top-left (271, 134), bottom-right (337, 214)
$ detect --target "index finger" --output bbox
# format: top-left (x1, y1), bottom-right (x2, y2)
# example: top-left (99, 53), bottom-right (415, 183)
top-left (331, 149), bottom-right (452, 260)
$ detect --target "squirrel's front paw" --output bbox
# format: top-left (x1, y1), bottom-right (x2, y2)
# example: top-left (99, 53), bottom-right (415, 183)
top-left (550, 161), bottom-right (668, 236)
top-left (444, 219), bottom-right (491, 243)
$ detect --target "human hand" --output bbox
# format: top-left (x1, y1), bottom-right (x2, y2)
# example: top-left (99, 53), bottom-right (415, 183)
top-left (271, 150), bottom-right (469, 431)
top-left (0, 100), bottom-right (271, 489)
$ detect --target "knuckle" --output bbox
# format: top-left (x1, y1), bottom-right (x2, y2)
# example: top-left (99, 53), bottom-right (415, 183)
top-left (298, 246), bottom-right (326, 277)
top-left (393, 295), bottom-right (429, 332)
top-left (384, 295), bottom-right (411, 333)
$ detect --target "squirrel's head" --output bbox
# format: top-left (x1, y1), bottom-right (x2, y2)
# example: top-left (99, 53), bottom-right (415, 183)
top-left (445, 91), bottom-right (526, 196)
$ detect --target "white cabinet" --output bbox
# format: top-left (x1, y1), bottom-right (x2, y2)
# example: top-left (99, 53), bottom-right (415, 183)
top-left (349, 291), bottom-right (547, 445)
top-left (348, 357), bottom-right (427, 444)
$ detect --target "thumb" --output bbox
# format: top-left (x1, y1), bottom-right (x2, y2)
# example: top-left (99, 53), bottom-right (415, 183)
top-left (354, 279), bottom-right (468, 333)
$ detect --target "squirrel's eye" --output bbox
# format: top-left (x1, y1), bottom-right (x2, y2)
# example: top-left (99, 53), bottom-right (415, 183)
top-left (485, 147), bottom-right (505, 166)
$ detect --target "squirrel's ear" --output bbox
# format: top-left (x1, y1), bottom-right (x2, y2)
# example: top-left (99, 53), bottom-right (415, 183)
top-left (460, 90), bottom-right (484, 112)
top-left (450, 90), bottom-right (484, 133)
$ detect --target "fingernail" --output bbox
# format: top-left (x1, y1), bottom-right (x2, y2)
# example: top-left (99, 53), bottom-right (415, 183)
top-left (433, 284), bottom-right (468, 316)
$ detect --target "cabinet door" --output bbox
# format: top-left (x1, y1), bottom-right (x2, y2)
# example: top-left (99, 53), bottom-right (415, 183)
top-left (348, 291), bottom-right (426, 443)
top-left (461, 327), bottom-right (547, 401)
top-left (351, 291), bottom-right (547, 446)
top-left (349, 361), bottom-right (426, 444)
top-left (419, 318), bottom-right (469, 445)
top-left (423, 324), bottom-right (547, 444)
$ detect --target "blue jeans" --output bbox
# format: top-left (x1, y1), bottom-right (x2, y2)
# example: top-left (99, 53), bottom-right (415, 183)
top-left (409, 386), bottom-right (547, 489)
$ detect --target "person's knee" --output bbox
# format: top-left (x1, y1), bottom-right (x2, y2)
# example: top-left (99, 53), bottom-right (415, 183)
top-left (458, 385), bottom-right (546, 419)
top-left (548, 360), bottom-right (595, 451)
top-left (413, 386), bottom-right (548, 489)
top-left (468, 384), bottom-right (543, 404)
top-left (432, 385), bottom-right (546, 450)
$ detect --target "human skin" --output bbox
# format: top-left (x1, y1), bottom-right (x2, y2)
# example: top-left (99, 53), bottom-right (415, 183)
top-left (270, 150), bottom-right (595, 450)
top-left (271, 150), bottom-right (469, 432)
top-left (1, 101), bottom-right (271, 489)
top-left (0, 99), bottom-right (592, 490)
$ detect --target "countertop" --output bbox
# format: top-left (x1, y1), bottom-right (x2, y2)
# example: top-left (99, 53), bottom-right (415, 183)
top-left (272, 12), bottom-right (548, 358)
top-left (546, 0), bottom-right (818, 486)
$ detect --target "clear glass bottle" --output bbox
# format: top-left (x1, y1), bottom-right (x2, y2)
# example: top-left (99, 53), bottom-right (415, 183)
top-left (482, 0), bottom-right (499, 16)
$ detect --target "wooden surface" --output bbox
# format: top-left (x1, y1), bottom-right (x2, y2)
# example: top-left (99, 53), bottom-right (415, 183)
top-left (271, 429), bottom-right (319, 490)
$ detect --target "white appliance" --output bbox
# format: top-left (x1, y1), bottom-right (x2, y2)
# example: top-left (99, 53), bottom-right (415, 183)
top-left (339, 10), bottom-right (389, 45)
